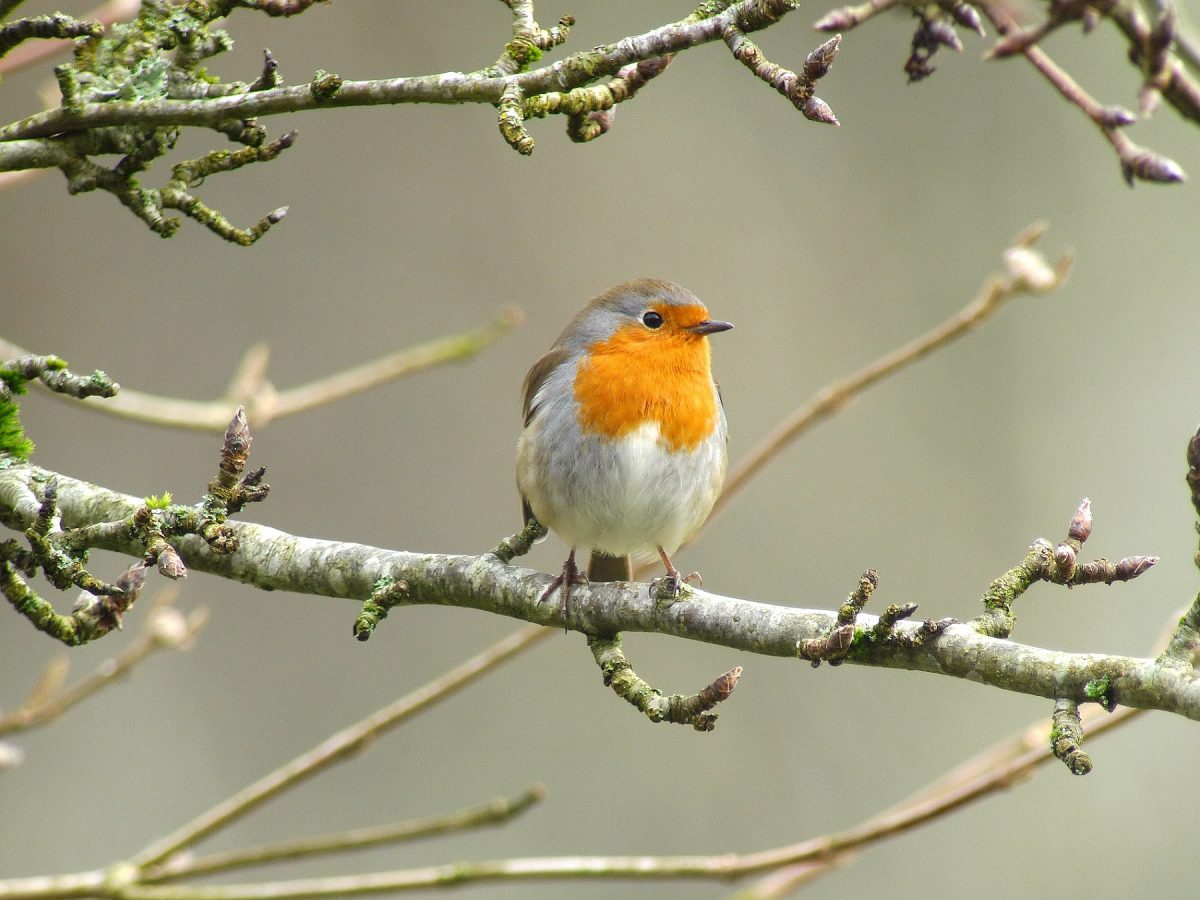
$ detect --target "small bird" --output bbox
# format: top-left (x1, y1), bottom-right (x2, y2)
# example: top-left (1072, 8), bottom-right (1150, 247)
top-left (516, 278), bottom-right (732, 613)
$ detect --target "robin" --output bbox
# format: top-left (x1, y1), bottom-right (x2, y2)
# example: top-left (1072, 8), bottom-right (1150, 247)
top-left (516, 278), bottom-right (732, 613)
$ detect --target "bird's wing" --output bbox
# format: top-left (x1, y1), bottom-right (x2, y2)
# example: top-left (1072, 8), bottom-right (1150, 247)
top-left (521, 345), bottom-right (571, 426)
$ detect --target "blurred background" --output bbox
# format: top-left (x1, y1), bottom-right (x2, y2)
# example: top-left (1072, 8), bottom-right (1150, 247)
top-left (2, 1), bottom-right (1198, 897)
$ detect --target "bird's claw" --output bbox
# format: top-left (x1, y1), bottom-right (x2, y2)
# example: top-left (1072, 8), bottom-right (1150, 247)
top-left (651, 570), bottom-right (700, 604)
top-left (539, 557), bottom-right (588, 622)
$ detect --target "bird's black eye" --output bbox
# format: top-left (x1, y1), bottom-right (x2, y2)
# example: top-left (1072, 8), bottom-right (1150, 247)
top-left (642, 311), bottom-right (664, 329)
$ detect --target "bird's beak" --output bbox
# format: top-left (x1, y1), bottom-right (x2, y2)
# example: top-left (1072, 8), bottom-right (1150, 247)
top-left (688, 319), bottom-right (733, 335)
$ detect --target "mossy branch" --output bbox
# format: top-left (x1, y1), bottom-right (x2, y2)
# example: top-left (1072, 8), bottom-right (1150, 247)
top-left (2, 461), bottom-right (1195, 721)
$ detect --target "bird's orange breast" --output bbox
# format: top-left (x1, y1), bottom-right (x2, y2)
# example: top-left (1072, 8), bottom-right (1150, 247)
top-left (573, 318), bottom-right (719, 452)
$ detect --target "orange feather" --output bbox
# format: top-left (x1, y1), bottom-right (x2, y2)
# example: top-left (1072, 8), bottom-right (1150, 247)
top-left (572, 302), bottom-right (720, 452)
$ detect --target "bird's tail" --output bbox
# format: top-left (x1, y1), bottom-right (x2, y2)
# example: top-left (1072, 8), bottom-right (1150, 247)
top-left (587, 550), bottom-right (632, 582)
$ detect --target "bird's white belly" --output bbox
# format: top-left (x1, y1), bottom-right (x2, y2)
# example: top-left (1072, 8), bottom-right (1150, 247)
top-left (526, 421), bottom-right (723, 557)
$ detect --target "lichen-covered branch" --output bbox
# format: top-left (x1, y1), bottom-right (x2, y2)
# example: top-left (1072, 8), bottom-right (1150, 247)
top-left (0, 405), bottom-right (270, 644)
top-left (0, 12), bottom-right (101, 59)
top-left (0, 1), bottom-right (807, 144)
top-left (587, 633), bottom-right (742, 730)
top-left (1050, 698), bottom-right (1092, 775)
top-left (723, 29), bottom-right (840, 124)
top-left (2, 0), bottom-right (1192, 242)
top-left (974, 498), bottom-right (1158, 638)
top-left (0, 0), bottom-right (848, 239)
top-left (2, 462), bottom-right (1197, 721)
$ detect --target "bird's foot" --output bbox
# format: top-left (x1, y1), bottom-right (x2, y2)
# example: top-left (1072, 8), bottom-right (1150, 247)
top-left (538, 551), bottom-right (588, 622)
top-left (651, 569), bottom-right (701, 604)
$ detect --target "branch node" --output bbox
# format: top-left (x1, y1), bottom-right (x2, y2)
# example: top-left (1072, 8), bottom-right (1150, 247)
top-left (310, 69), bottom-right (343, 102)
top-left (797, 569), bottom-right (878, 665)
top-left (498, 81), bottom-right (535, 155)
top-left (1050, 698), bottom-right (1093, 775)
top-left (250, 48), bottom-right (282, 91)
top-left (354, 577), bottom-right (410, 641)
top-left (491, 518), bottom-right (548, 564)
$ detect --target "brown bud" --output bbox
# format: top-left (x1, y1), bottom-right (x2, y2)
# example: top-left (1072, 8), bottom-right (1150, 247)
top-left (1068, 498), bottom-right (1093, 543)
top-left (879, 603), bottom-right (919, 628)
top-left (803, 35), bottom-right (841, 81)
top-left (802, 95), bottom-right (839, 125)
top-left (1081, 6), bottom-right (1099, 32)
top-left (702, 666), bottom-right (743, 703)
top-left (224, 405), bottom-right (252, 456)
top-left (1187, 426), bottom-right (1200, 471)
top-left (157, 546), bottom-right (188, 580)
top-left (951, 2), bottom-right (985, 37)
top-left (1115, 555), bottom-right (1158, 580)
top-left (927, 19), bottom-right (964, 52)
top-left (921, 618), bottom-right (953, 636)
top-left (115, 560), bottom-right (150, 598)
top-left (1122, 149), bottom-right (1186, 185)
top-left (1054, 543), bottom-right (1077, 579)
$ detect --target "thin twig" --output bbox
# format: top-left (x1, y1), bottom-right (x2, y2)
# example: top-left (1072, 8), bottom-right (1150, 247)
top-left (738, 604), bottom-right (1191, 897)
top-left (979, 1), bottom-right (1185, 184)
top-left (0, 590), bottom-right (205, 737)
top-left (0, 712), bottom-right (1151, 898)
top-left (738, 705), bottom-right (1143, 898)
top-left (640, 224), bottom-right (1070, 576)
top-left (142, 786), bottom-right (546, 881)
top-left (0, 307), bottom-right (522, 431)
top-left (130, 624), bottom-right (552, 869)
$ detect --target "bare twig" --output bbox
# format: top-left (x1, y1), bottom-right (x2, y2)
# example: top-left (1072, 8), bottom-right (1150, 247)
top-left (630, 224), bottom-right (1064, 585)
top-left (979, 1), bottom-right (1186, 184)
top-left (739, 704), bottom-right (1143, 898)
top-left (0, 307), bottom-right (521, 431)
top-left (0, 590), bottom-right (206, 737)
top-left (739, 604), bottom-right (1193, 897)
top-left (130, 624), bottom-right (552, 870)
top-left (142, 786), bottom-right (546, 881)
top-left (704, 222), bottom-right (1070, 536)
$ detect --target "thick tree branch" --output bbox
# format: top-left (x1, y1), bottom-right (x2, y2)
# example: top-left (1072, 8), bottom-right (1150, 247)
top-left (2, 463), bottom-right (1196, 721)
